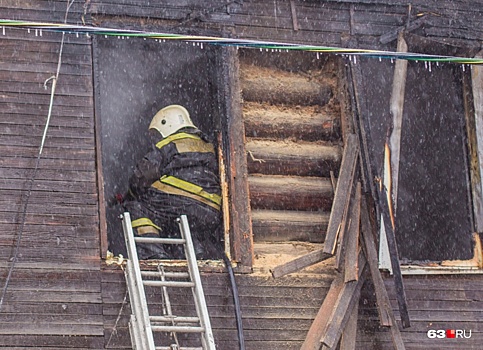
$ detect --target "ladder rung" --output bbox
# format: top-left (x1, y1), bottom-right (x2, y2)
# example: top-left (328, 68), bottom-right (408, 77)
top-left (152, 325), bottom-right (205, 333)
top-left (141, 271), bottom-right (190, 279)
top-left (143, 280), bottom-right (195, 288)
top-left (134, 237), bottom-right (186, 245)
top-left (156, 347), bottom-right (202, 350)
top-left (150, 315), bottom-right (200, 323)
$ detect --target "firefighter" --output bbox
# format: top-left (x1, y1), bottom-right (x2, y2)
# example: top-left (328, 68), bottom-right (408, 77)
top-left (122, 104), bottom-right (222, 260)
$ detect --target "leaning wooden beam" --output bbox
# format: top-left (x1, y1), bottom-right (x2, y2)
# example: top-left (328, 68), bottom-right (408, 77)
top-left (320, 256), bottom-right (367, 350)
top-left (300, 274), bottom-right (345, 350)
top-left (377, 145), bottom-right (410, 328)
top-left (339, 299), bottom-right (358, 350)
top-left (389, 32), bottom-right (408, 207)
top-left (344, 182), bottom-right (361, 283)
top-left (271, 249), bottom-right (332, 278)
top-left (361, 195), bottom-right (406, 349)
top-left (335, 170), bottom-right (359, 272)
top-left (360, 195), bottom-right (392, 327)
top-left (470, 50), bottom-right (483, 231)
top-left (324, 134), bottom-right (359, 255)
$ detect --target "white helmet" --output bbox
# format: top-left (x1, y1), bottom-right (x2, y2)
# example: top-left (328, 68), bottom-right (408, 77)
top-left (149, 105), bottom-right (196, 138)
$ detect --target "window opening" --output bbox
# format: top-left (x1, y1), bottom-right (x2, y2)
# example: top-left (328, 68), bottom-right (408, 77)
top-left (93, 36), bottom-right (224, 260)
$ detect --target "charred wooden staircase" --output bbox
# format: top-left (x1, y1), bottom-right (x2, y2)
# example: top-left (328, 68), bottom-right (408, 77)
top-left (239, 50), bottom-right (343, 245)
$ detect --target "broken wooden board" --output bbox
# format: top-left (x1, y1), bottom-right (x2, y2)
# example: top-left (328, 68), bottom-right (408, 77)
top-left (271, 248), bottom-right (332, 278)
top-left (324, 133), bottom-right (359, 255)
top-left (344, 182), bottom-right (361, 283)
top-left (377, 180), bottom-right (410, 329)
top-left (300, 273), bottom-right (345, 350)
top-left (320, 255), bottom-right (367, 350)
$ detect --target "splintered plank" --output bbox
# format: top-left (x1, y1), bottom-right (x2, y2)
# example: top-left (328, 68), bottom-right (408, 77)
top-left (320, 257), bottom-right (367, 350)
top-left (378, 143), bottom-right (410, 329)
top-left (300, 274), bottom-right (345, 350)
top-left (324, 134), bottom-right (359, 255)
top-left (344, 182), bottom-right (361, 283)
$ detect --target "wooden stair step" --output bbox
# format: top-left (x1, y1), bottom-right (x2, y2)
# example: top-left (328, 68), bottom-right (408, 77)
top-left (248, 174), bottom-right (334, 211)
top-left (251, 209), bottom-right (329, 243)
top-left (243, 102), bottom-right (341, 141)
top-left (240, 64), bottom-right (333, 106)
top-left (246, 138), bottom-right (342, 177)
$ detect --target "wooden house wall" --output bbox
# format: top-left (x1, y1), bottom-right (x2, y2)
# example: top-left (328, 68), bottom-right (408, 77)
top-left (87, 0), bottom-right (483, 51)
top-left (0, 0), bottom-right (482, 349)
top-left (0, 1), bottom-right (103, 348)
top-left (358, 274), bottom-right (483, 349)
top-left (103, 265), bottom-right (334, 350)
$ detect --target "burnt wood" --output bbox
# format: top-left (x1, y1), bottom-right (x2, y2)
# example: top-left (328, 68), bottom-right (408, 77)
top-left (360, 196), bottom-right (393, 327)
top-left (301, 273), bottom-right (345, 350)
top-left (320, 256), bottom-right (367, 350)
top-left (344, 182), bottom-right (361, 283)
top-left (324, 134), bottom-right (359, 255)
top-left (221, 47), bottom-right (254, 267)
top-left (377, 181), bottom-right (410, 329)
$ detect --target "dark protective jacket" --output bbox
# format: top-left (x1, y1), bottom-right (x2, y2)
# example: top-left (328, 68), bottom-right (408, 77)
top-left (124, 127), bottom-right (222, 259)
top-left (129, 128), bottom-right (221, 209)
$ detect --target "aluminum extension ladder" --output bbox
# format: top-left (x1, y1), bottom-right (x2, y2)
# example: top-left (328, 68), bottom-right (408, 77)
top-left (121, 212), bottom-right (216, 350)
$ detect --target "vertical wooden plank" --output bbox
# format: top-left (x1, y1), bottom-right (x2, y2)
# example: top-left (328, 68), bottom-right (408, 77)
top-left (92, 36), bottom-right (108, 259)
top-left (219, 46), bottom-right (254, 268)
top-left (217, 132), bottom-right (231, 259)
top-left (324, 134), bottom-right (359, 255)
top-left (389, 32), bottom-right (408, 208)
top-left (470, 50), bottom-right (483, 232)
top-left (290, 0), bottom-right (299, 31)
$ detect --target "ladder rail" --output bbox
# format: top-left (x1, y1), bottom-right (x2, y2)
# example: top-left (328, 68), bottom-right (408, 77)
top-left (178, 215), bottom-right (216, 350)
top-left (122, 212), bottom-right (156, 350)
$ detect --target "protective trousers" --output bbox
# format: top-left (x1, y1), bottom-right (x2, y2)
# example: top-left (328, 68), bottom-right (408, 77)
top-left (124, 193), bottom-right (222, 260)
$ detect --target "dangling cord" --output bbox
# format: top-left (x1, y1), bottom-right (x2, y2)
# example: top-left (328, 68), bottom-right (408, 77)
top-left (0, 0), bottom-right (75, 312)
top-left (222, 253), bottom-right (245, 350)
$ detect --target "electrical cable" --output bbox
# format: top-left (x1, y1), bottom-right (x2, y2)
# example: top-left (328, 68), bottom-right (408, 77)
top-left (222, 252), bottom-right (246, 350)
top-left (0, 18), bottom-right (482, 65)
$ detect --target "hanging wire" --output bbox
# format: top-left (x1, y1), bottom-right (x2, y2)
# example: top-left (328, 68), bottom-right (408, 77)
top-left (0, 0), bottom-right (75, 312)
top-left (0, 19), bottom-right (482, 65)
top-left (105, 288), bottom-right (128, 348)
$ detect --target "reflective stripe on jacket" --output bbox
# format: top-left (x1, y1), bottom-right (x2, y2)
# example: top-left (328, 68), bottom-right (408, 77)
top-left (128, 129), bottom-right (221, 210)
